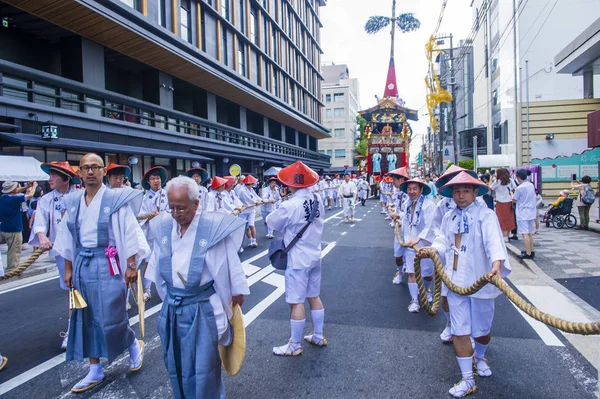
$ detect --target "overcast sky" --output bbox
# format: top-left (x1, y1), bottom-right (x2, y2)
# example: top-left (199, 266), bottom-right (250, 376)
top-left (320, 0), bottom-right (473, 161)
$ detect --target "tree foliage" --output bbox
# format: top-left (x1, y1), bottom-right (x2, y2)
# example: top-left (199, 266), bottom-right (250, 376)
top-left (364, 16), bottom-right (391, 35)
top-left (354, 115), bottom-right (368, 166)
top-left (364, 13), bottom-right (420, 35)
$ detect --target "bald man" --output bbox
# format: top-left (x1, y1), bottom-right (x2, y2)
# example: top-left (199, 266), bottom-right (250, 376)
top-left (53, 153), bottom-right (150, 393)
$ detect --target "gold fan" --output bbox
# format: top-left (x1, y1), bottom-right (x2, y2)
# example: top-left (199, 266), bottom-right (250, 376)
top-left (69, 288), bottom-right (87, 310)
top-left (219, 303), bottom-right (246, 376)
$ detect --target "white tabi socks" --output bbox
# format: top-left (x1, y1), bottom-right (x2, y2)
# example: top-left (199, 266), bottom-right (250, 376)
top-left (449, 356), bottom-right (476, 398)
top-left (72, 363), bottom-right (104, 392)
top-left (305, 309), bottom-right (327, 346)
top-left (474, 342), bottom-right (492, 377)
top-left (423, 279), bottom-right (433, 302)
top-left (273, 319), bottom-right (304, 356)
top-left (129, 339), bottom-right (144, 371)
top-left (408, 282), bottom-right (419, 302)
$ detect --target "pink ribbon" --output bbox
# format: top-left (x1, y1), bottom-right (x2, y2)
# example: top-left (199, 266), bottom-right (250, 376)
top-left (105, 246), bottom-right (120, 276)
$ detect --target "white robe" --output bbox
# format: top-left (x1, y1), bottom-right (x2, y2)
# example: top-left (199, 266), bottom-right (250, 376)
top-left (205, 190), bottom-right (231, 214)
top-left (260, 186), bottom-right (281, 212)
top-left (53, 186), bottom-right (151, 277)
top-left (146, 212), bottom-right (250, 338)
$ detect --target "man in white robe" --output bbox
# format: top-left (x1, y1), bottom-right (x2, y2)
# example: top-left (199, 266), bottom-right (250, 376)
top-left (387, 168), bottom-right (409, 285)
top-left (260, 177), bottom-right (280, 239)
top-left (427, 172), bottom-right (510, 398)
top-left (357, 176), bottom-right (370, 206)
top-left (237, 175), bottom-right (263, 248)
top-left (267, 161), bottom-right (326, 356)
top-left (398, 178), bottom-right (436, 313)
top-left (139, 166), bottom-right (169, 302)
top-left (205, 176), bottom-right (230, 214)
top-left (338, 174), bottom-right (357, 223)
top-left (54, 153), bottom-right (150, 393)
top-left (146, 176), bottom-right (249, 399)
top-left (29, 161), bottom-right (80, 349)
top-left (185, 167), bottom-right (210, 210)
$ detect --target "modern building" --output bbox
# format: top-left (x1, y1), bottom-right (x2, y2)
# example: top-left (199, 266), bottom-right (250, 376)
top-left (318, 62), bottom-right (360, 170)
top-left (0, 0), bottom-right (330, 183)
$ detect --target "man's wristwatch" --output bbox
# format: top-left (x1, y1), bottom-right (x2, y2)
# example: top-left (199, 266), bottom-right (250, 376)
top-left (127, 262), bottom-right (137, 271)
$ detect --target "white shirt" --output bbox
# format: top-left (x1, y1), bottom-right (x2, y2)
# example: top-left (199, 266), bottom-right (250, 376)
top-left (491, 180), bottom-right (515, 203)
top-left (237, 186), bottom-right (261, 214)
top-left (338, 181), bottom-right (357, 197)
top-left (146, 212), bottom-right (249, 339)
top-left (401, 196), bottom-right (436, 247)
top-left (53, 186), bottom-right (150, 278)
top-left (266, 188), bottom-right (324, 270)
top-left (205, 190), bottom-right (230, 214)
top-left (513, 180), bottom-right (537, 221)
top-left (260, 186), bottom-right (280, 212)
top-left (432, 202), bottom-right (511, 299)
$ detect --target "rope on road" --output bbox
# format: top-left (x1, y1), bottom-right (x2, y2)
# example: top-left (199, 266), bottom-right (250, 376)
top-left (0, 248), bottom-right (48, 280)
top-left (387, 208), bottom-right (600, 335)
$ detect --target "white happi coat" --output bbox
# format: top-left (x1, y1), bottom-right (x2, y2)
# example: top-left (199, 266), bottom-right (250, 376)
top-left (29, 186), bottom-right (77, 256)
top-left (357, 180), bottom-right (370, 199)
top-left (205, 190), bottom-right (231, 214)
top-left (198, 185), bottom-right (208, 210)
top-left (53, 186), bottom-right (150, 275)
top-left (237, 185), bottom-right (261, 215)
top-left (433, 197), bottom-right (487, 232)
top-left (432, 201), bottom-right (511, 299)
top-left (260, 186), bottom-right (280, 213)
top-left (146, 212), bottom-right (249, 339)
top-left (139, 188), bottom-right (169, 229)
top-left (400, 195), bottom-right (436, 248)
top-left (266, 188), bottom-right (324, 270)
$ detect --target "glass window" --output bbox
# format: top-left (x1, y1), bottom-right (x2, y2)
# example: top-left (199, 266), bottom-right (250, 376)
top-left (325, 108), bottom-right (332, 119)
top-left (326, 149), bottom-right (332, 157)
top-left (333, 108), bottom-right (344, 118)
top-left (201, 9), bottom-right (206, 51)
top-left (24, 147), bottom-right (45, 162)
top-left (334, 128), bottom-right (344, 138)
top-left (61, 90), bottom-right (81, 112)
top-left (221, 0), bottom-right (230, 20)
top-left (273, 70), bottom-right (278, 96)
top-left (181, 1), bottom-right (192, 43)
top-left (263, 19), bottom-right (269, 52)
top-left (333, 93), bottom-right (344, 103)
top-left (167, 117), bottom-right (178, 132)
top-left (325, 93), bottom-right (331, 103)
top-left (238, 41), bottom-right (246, 76)
top-left (334, 149), bottom-right (346, 158)
top-left (264, 61), bottom-right (270, 90)
top-left (272, 30), bottom-right (278, 61)
top-left (85, 96), bottom-right (103, 117)
top-left (105, 101), bottom-right (123, 120)
top-left (222, 30), bottom-right (228, 66)
top-left (1, 76), bottom-right (29, 102)
top-left (239, 0), bottom-right (245, 32)
top-left (34, 83), bottom-right (57, 107)
top-left (155, 114), bottom-right (166, 130)
top-left (250, 8), bottom-right (258, 45)
top-left (46, 149), bottom-right (66, 162)
top-left (119, 0), bottom-right (139, 10)
top-left (158, 0), bottom-right (166, 27)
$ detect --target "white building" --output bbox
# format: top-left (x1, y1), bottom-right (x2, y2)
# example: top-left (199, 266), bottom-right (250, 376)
top-left (318, 63), bottom-right (361, 169)
top-left (468, 0), bottom-right (600, 168)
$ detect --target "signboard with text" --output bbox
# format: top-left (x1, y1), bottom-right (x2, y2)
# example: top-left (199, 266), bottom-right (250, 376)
top-left (229, 164), bottom-right (241, 176)
top-left (532, 147), bottom-right (600, 181)
top-left (41, 125), bottom-right (58, 140)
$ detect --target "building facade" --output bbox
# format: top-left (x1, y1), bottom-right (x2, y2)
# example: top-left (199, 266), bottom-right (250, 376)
top-left (318, 63), bottom-right (360, 170)
top-left (0, 0), bottom-right (330, 183)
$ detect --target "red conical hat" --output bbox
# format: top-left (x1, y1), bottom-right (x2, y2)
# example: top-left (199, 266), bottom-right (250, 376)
top-left (105, 163), bottom-right (131, 178)
top-left (41, 161), bottom-right (81, 184)
top-left (277, 161), bottom-right (319, 188)
top-left (388, 167), bottom-right (409, 179)
top-left (242, 174), bottom-right (257, 185)
top-left (210, 176), bottom-right (228, 190)
top-left (400, 177), bottom-right (432, 196)
top-left (224, 175), bottom-right (236, 189)
top-left (436, 165), bottom-right (477, 189)
top-left (439, 171), bottom-right (489, 198)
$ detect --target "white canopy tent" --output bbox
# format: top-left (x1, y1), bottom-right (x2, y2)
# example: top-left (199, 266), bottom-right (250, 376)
top-left (0, 156), bottom-right (49, 181)
top-left (476, 154), bottom-right (515, 169)
top-left (263, 166), bottom-right (281, 176)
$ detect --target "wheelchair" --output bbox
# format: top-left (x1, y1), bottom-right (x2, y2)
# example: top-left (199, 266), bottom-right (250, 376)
top-left (541, 198), bottom-right (577, 229)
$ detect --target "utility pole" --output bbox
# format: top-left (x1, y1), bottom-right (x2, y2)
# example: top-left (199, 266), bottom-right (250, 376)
top-left (449, 33), bottom-right (458, 165)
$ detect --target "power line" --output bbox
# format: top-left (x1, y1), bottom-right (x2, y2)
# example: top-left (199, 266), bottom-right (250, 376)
top-left (433, 0), bottom-right (449, 37)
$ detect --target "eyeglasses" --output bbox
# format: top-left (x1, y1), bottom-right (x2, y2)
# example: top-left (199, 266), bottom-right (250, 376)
top-left (166, 206), bottom-right (189, 215)
top-left (79, 165), bottom-right (104, 173)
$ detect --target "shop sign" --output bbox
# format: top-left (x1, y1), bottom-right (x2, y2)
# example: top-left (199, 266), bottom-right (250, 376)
top-left (41, 125), bottom-right (59, 140)
top-left (229, 164), bottom-right (241, 176)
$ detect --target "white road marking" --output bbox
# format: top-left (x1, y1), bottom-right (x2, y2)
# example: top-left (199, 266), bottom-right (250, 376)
top-left (247, 265), bottom-right (276, 287)
top-left (0, 275), bottom-right (59, 295)
top-left (510, 303), bottom-right (564, 347)
top-left (324, 210), bottom-right (344, 223)
top-left (244, 285), bottom-right (285, 327)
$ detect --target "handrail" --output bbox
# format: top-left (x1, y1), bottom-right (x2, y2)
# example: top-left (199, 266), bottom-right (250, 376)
top-left (0, 60), bottom-right (330, 163)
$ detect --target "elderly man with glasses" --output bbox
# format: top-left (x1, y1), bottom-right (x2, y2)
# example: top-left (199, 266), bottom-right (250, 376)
top-left (146, 175), bottom-right (249, 398)
top-left (53, 153), bottom-right (150, 393)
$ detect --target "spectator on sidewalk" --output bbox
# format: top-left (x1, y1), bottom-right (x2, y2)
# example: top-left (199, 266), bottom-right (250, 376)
top-left (512, 169), bottom-right (537, 259)
top-left (572, 175), bottom-right (595, 231)
top-left (490, 168), bottom-right (516, 242)
top-left (480, 173), bottom-right (494, 210)
top-left (0, 180), bottom-right (36, 270)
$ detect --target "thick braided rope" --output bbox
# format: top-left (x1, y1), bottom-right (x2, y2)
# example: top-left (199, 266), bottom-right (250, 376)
top-left (388, 209), bottom-right (600, 335)
top-left (137, 212), bottom-right (158, 221)
top-left (0, 248), bottom-right (47, 280)
top-left (231, 200), bottom-right (277, 217)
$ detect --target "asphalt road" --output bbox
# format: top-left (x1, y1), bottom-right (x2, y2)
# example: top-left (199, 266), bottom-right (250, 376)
top-left (0, 199), bottom-right (597, 398)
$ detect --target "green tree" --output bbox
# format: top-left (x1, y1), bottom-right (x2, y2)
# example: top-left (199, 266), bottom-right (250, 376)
top-left (458, 160), bottom-right (474, 170)
top-left (354, 115), bottom-right (368, 166)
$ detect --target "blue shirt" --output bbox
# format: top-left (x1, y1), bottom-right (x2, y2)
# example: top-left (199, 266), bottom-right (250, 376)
top-left (0, 193), bottom-right (26, 232)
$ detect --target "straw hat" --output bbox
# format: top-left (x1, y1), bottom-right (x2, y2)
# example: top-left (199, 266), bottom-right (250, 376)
top-left (210, 176), bottom-right (228, 190)
top-left (142, 166), bottom-right (168, 190)
top-left (277, 161), bottom-right (319, 188)
top-left (439, 171), bottom-right (489, 198)
top-left (41, 161), bottom-right (81, 184)
top-left (184, 168), bottom-right (209, 183)
top-left (400, 177), bottom-right (432, 196)
top-left (435, 165), bottom-right (477, 189)
top-left (388, 167), bottom-right (410, 180)
top-left (2, 180), bottom-right (18, 194)
top-left (242, 174), bottom-right (257, 185)
top-left (219, 304), bottom-right (246, 376)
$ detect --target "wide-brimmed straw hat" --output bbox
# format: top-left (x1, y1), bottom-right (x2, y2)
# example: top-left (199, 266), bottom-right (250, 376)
top-left (142, 166), bottom-right (168, 190)
top-left (184, 168), bottom-right (209, 183)
top-left (219, 304), bottom-right (246, 376)
top-left (103, 164), bottom-right (131, 185)
top-left (388, 167), bottom-right (410, 180)
top-left (210, 176), bottom-right (228, 190)
top-left (41, 161), bottom-right (81, 185)
top-left (242, 174), bottom-right (257, 185)
top-left (400, 177), bottom-right (432, 196)
top-left (439, 171), bottom-right (489, 198)
top-left (277, 161), bottom-right (319, 188)
top-left (435, 165), bottom-right (477, 189)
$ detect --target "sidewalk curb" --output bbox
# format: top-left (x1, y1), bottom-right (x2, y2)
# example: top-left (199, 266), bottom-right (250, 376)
top-left (506, 243), bottom-right (600, 322)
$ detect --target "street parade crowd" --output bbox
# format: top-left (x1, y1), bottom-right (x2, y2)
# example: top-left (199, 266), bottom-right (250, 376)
top-left (0, 154), bottom-right (582, 398)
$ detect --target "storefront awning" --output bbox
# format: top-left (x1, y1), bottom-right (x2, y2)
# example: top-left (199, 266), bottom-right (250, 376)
top-left (477, 154), bottom-right (516, 168)
top-left (0, 156), bottom-right (49, 181)
top-left (0, 133), bottom-right (213, 162)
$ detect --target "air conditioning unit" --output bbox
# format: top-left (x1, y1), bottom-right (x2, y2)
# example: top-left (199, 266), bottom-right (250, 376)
top-left (448, 77), bottom-right (457, 85)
